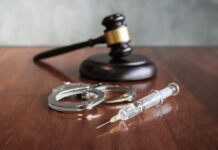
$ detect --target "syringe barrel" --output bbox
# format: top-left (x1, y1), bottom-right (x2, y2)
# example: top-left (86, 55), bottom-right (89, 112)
top-left (118, 83), bottom-right (179, 121)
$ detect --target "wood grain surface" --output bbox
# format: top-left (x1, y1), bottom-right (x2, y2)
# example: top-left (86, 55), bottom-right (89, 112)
top-left (0, 47), bottom-right (217, 150)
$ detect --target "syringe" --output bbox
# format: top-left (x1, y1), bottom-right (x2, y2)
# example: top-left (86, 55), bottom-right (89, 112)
top-left (96, 83), bottom-right (180, 129)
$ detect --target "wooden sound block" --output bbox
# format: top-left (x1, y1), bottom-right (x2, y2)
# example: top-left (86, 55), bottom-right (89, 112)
top-left (80, 53), bottom-right (157, 81)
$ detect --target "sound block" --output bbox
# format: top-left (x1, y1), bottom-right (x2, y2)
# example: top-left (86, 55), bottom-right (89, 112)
top-left (80, 54), bottom-right (157, 82)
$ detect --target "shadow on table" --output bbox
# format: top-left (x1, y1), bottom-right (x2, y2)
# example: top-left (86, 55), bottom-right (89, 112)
top-left (96, 103), bottom-right (177, 138)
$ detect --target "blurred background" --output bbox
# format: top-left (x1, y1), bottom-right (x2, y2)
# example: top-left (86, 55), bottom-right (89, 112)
top-left (0, 0), bottom-right (218, 46)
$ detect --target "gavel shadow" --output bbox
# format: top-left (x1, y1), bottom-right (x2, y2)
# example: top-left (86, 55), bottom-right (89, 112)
top-left (34, 60), bottom-right (156, 86)
top-left (34, 61), bottom-right (75, 82)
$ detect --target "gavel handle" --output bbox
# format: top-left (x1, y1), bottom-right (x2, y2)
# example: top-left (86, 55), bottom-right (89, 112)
top-left (33, 35), bottom-right (106, 61)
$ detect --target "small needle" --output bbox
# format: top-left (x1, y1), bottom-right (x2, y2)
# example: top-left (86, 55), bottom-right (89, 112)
top-left (96, 120), bottom-right (111, 129)
top-left (96, 115), bottom-right (121, 129)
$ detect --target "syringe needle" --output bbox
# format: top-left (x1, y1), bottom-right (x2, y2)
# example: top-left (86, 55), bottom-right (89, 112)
top-left (96, 115), bottom-right (121, 129)
top-left (96, 120), bottom-right (111, 129)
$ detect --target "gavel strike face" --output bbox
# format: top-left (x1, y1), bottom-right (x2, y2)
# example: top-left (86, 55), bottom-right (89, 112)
top-left (33, 13), bottom-right (157, 81)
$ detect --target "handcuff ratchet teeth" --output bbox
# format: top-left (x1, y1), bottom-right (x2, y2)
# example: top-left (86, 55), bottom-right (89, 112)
top-left (48, 82), bottom-right (136, 112)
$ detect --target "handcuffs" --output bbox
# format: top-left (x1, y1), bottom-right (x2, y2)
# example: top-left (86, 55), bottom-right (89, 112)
top-left (48, 82), bottom-right (136, 112)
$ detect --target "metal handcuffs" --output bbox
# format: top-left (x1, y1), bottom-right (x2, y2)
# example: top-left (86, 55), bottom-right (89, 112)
top-left (48, 82), bottom-right (136, 112)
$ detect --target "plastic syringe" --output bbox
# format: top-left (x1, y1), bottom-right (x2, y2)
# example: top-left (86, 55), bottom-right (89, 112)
top-left (97, 83), bottom-right (180, 129)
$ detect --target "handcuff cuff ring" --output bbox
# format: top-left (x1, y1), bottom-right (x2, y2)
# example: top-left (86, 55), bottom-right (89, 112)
top-left (48, 82), bottom-right (105, 112)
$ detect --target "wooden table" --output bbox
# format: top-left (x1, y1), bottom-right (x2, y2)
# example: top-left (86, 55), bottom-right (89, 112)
top-left (0, 47), bottom-right (217, 150)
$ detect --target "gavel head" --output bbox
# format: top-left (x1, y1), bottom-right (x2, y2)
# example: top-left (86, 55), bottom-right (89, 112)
top-left (102, 13), bottom-right (132, 59)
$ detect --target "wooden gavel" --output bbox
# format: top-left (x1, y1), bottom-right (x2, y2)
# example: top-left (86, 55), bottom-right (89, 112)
top-left (33, 13), bottom-right (156, 81)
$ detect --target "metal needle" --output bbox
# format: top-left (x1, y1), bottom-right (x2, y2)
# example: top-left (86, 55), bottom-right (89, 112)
top-left (96, 120), bottom-right (111, 129)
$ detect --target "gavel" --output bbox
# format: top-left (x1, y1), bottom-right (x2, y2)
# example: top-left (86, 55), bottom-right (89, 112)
top-left (34, 13), bottom-right (156, 81)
